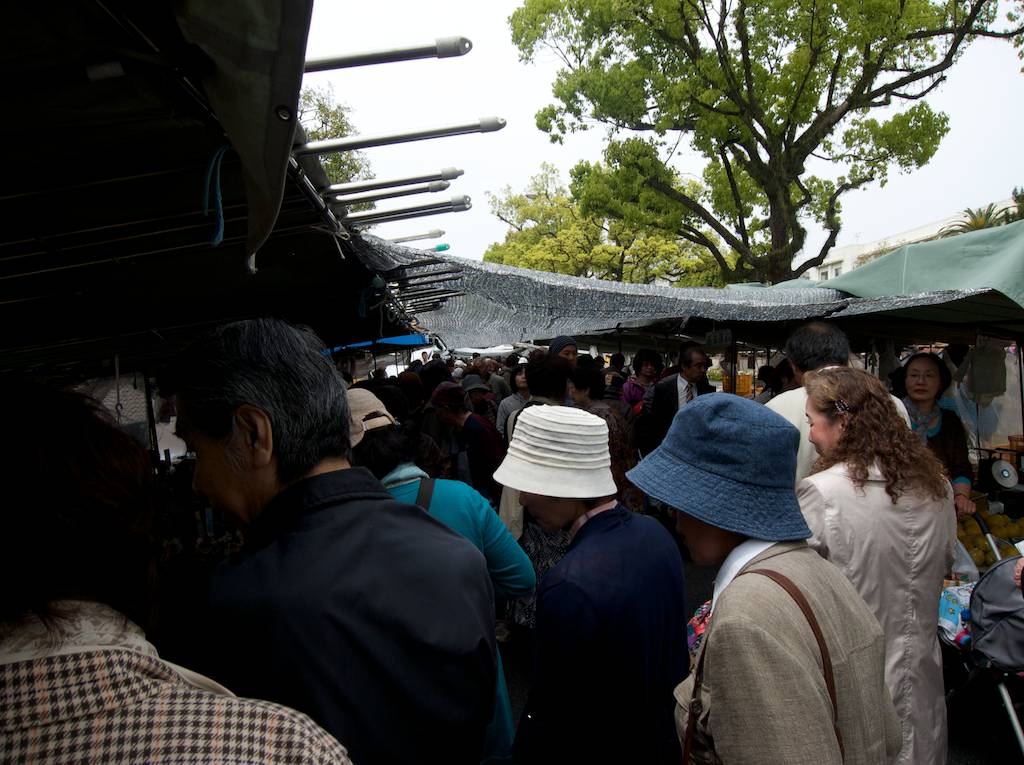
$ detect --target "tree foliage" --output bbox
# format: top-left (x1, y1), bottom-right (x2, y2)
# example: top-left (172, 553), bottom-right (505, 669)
top-left (298, 85), bottom-right (372, 185)
top-left (511, 0), bottom-right (1024, 283)
top-left (940, 186), bottom-right (1024, 235)
top-left (484, 164), bottom-right (729, 286)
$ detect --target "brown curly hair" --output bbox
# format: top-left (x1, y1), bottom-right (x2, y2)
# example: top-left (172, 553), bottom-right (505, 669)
top-left (805, 367), bottom-right (949, 503)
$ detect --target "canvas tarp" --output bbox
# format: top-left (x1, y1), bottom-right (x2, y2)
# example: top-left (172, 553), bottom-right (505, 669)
top-left (823, 221), bottom-right (1024, 310)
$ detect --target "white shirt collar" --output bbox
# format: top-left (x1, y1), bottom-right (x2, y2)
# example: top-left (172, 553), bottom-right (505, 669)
top-left (677, 374), bottom-right (693, 407)
top-left (711, 539), bottom-right (776, 613)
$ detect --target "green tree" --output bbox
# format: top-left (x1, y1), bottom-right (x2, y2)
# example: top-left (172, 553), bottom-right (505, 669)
top-left (484, 164), bottom-right (728, 285)
top-left (940, 202), bottom-right (1011, 236)
top-left (511, 0), bottom-right (1024, 283)
top-left (1005, 186), bottom-right (1024, 223)
top-left (298, 85), bottom-right (372, 185)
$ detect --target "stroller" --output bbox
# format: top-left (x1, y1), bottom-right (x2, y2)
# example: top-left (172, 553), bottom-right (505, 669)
top-left (944, 513), bottom-right (1024, 756)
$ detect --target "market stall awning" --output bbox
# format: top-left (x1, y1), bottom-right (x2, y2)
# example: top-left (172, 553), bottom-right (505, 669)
top-left (350, 235), bottom-right (851, 349)
top-left (331, 333), bottom-right (431, 352)
top-left (823, 221), bottom-right (1024, 309)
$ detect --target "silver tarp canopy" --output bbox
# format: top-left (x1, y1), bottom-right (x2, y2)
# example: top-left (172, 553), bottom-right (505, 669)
top-left (350, 235), bottom-right (1024, 348)
top-left (354, 236), bottom-right (851, 347)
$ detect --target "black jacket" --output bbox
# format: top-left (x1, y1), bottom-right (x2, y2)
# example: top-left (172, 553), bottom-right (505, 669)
top-left (637, 373), bottom-right (715, 455)
top-left (205, 468), bottom-right (497, 765)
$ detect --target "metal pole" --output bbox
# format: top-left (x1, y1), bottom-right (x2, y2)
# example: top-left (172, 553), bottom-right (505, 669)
top-left (344, 199), bottom-right (471, 226)
top-left (998, 679), bottom-right (1024, 756)
top-left (143, 373), bottom-right (160, 460)
top-left (341, 196), bottom-right (469, 222)
top-left (324, 169), bottom-right (463, 195)
top-left (388, 229), bottom-right (445, 244)
top-left (729, 341), bottom-right (738, 395)
top-left (1018, 337), bottom-right (1024, 470)
top-left (304, 36), bottom-right (472, 72)
top-left (329, 180), bottom-right (450, 206)
top-left (293, 118), bottom-right (506, 156)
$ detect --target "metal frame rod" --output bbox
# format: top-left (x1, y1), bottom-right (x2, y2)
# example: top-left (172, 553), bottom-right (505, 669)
top-left (997, 681), bottom-right (1024, 756)
top-left (324, 170), bottom-right (462, 195)
top-left (393, 272), bottom-right (462, 286)
top-left (330, 181), bottom-right (449, 206)
top-left (396, 273), bottom-right (462, 289)
top-left (342, 196), bottom-right (470, 224)
top-left (405, 294), bottom-right (463, 306)
top-left (293, 119), bottom-right (505, 156)
top-left (347, 204), bottom-right (470, 227)
top-left (387, 229), bottom-right (445, 244)
top-left (401, 288), bottom-right (465, 300)
top-left (304, 36), bottom-right (472, 72)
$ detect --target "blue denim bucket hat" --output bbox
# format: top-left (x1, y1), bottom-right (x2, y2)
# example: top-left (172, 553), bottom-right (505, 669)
top-left (627, 394), bottom-right (811, 541)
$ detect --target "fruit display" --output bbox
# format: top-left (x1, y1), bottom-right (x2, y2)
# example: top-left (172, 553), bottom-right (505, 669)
top-left (957, 510), bottom-right (1023, 569)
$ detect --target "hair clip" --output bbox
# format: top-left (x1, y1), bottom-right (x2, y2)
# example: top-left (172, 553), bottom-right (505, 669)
top-left (835, 398), bottom-right (851, 414)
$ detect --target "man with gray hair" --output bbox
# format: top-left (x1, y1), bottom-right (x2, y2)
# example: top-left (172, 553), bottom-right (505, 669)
top-left (767, 321), bottom-right (909, 484)
top-left (163, 319), bottom-right (497, 765)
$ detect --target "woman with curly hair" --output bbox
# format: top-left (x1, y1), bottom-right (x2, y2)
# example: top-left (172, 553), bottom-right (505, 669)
top-left (797, 367), bottom-right (955, 765)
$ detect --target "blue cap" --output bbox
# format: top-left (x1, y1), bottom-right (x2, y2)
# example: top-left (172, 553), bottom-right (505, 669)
top-left (627, 394), bottom-right (810, 542)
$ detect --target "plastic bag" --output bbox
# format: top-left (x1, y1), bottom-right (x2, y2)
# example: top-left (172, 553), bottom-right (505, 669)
top-left (951, 539), bottom-right (980, 583)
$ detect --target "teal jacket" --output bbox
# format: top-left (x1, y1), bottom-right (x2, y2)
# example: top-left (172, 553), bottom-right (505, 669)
top-left (382, 464), bottom-right (535, 764)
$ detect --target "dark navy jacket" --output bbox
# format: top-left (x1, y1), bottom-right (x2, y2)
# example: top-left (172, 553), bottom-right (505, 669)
top-left (516, 505), bottom-right (687, 764)
top-left (205, 468), bottom-right (497, 765)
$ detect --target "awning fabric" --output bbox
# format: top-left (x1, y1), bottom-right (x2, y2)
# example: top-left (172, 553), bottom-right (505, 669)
top-left (823, 221), bottom-right (1024, 310)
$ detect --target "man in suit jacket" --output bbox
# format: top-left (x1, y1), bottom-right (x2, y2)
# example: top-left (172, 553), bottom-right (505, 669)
top-left (628, 395), bottom-right (901, 765)
top-left (637, 345), bottom-right (714, 455)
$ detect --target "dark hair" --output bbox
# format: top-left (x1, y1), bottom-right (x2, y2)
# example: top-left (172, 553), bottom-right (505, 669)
top-left (806, 367), bottom-right (948, 503)
top-left (161, 318), bottom-right (350, 484)
top-left (351, 424), bottom-right (420, 480)
top-left (631, 348), bottom-right (664, 375)
top-left (771, 359), bottom-right (796, 392)
top-left (505, 353), bottom-right (521, 368)
top-left (784, 322), bottom-right (850, 373)
top-left (525, 351), bottom-right (571, 399)
top-left (891, 352), bottom-right (951, 400)
top-left (396, 370), bottom-right (426, 412)
top-left (370, 383), bottom-right (410, 422)
top-left (0, 383), bottom-right (156, 627)
top-left (610, 352), bottom-right (625, 369)
top-left (418, 358), bottom-right (451, 397)
top-left (757, 365), bottom-right (774, 383)
top-left (680, 346), bottom-right (708, 369)
top-left (570, 365), bottom-right (606, 399)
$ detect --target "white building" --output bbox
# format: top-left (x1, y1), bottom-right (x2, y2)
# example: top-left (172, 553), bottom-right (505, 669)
top-left (798, 197), bottom-right (1015, 282)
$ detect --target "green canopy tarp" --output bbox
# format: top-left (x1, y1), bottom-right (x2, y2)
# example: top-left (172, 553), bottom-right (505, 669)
top-left (823, 220), bottom-right (1024, 309)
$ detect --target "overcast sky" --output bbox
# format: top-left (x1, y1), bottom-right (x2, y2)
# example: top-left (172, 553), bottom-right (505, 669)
top-left (304, 0), bottom-right (1024, 264)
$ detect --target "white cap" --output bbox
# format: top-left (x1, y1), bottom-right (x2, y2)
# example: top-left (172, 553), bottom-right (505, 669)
top-left (494, 405), bottom-right (616, 499)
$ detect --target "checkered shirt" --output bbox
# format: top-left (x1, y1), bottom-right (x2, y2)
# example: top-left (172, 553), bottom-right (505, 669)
top-left (0, 648), bottom-right (352, 764)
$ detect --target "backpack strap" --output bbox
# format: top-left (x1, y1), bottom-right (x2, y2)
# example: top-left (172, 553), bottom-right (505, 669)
top-left (414, 477), bottom-right (435, 511)
top-left (682, 567), bottom-right (845, 763)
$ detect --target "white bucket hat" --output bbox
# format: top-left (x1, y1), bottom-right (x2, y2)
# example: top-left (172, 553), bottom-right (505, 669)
top-left (493, 405), bottom-right (616, 498)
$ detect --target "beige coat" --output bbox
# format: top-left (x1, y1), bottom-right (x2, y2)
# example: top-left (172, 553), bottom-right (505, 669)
top-left (675, 542), bottom-right (901, 764)
top-left (798, 464), bottom-right (955, 765)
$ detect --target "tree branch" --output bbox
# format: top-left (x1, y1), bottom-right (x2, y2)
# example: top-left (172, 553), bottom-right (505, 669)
top-left (647, 177), bottom-right (752, 259)
top-left (718, 142), bottom-right (751, 248)
top-left (678, 225), bottom-right (733, 278)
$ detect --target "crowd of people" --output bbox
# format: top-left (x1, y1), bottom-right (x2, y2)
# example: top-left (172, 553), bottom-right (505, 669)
top-left (0, 317), bottom-right (985, 764)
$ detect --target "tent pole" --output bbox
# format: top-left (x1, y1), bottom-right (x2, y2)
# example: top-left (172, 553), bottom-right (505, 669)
top-left (729, 340), bottom-right (738, 395)
top-left (143, 372), bottom-right (159, 461)
top-left (1018, 337), bottom-right (1024, 467)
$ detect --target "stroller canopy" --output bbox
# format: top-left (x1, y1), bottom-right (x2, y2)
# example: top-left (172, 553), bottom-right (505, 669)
top-left (970, 556), bottom-right (1024, 672)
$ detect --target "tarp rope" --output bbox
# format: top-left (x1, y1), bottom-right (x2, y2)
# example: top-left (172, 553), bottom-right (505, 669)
top-left (202, 144), bottom-right (230, 246)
